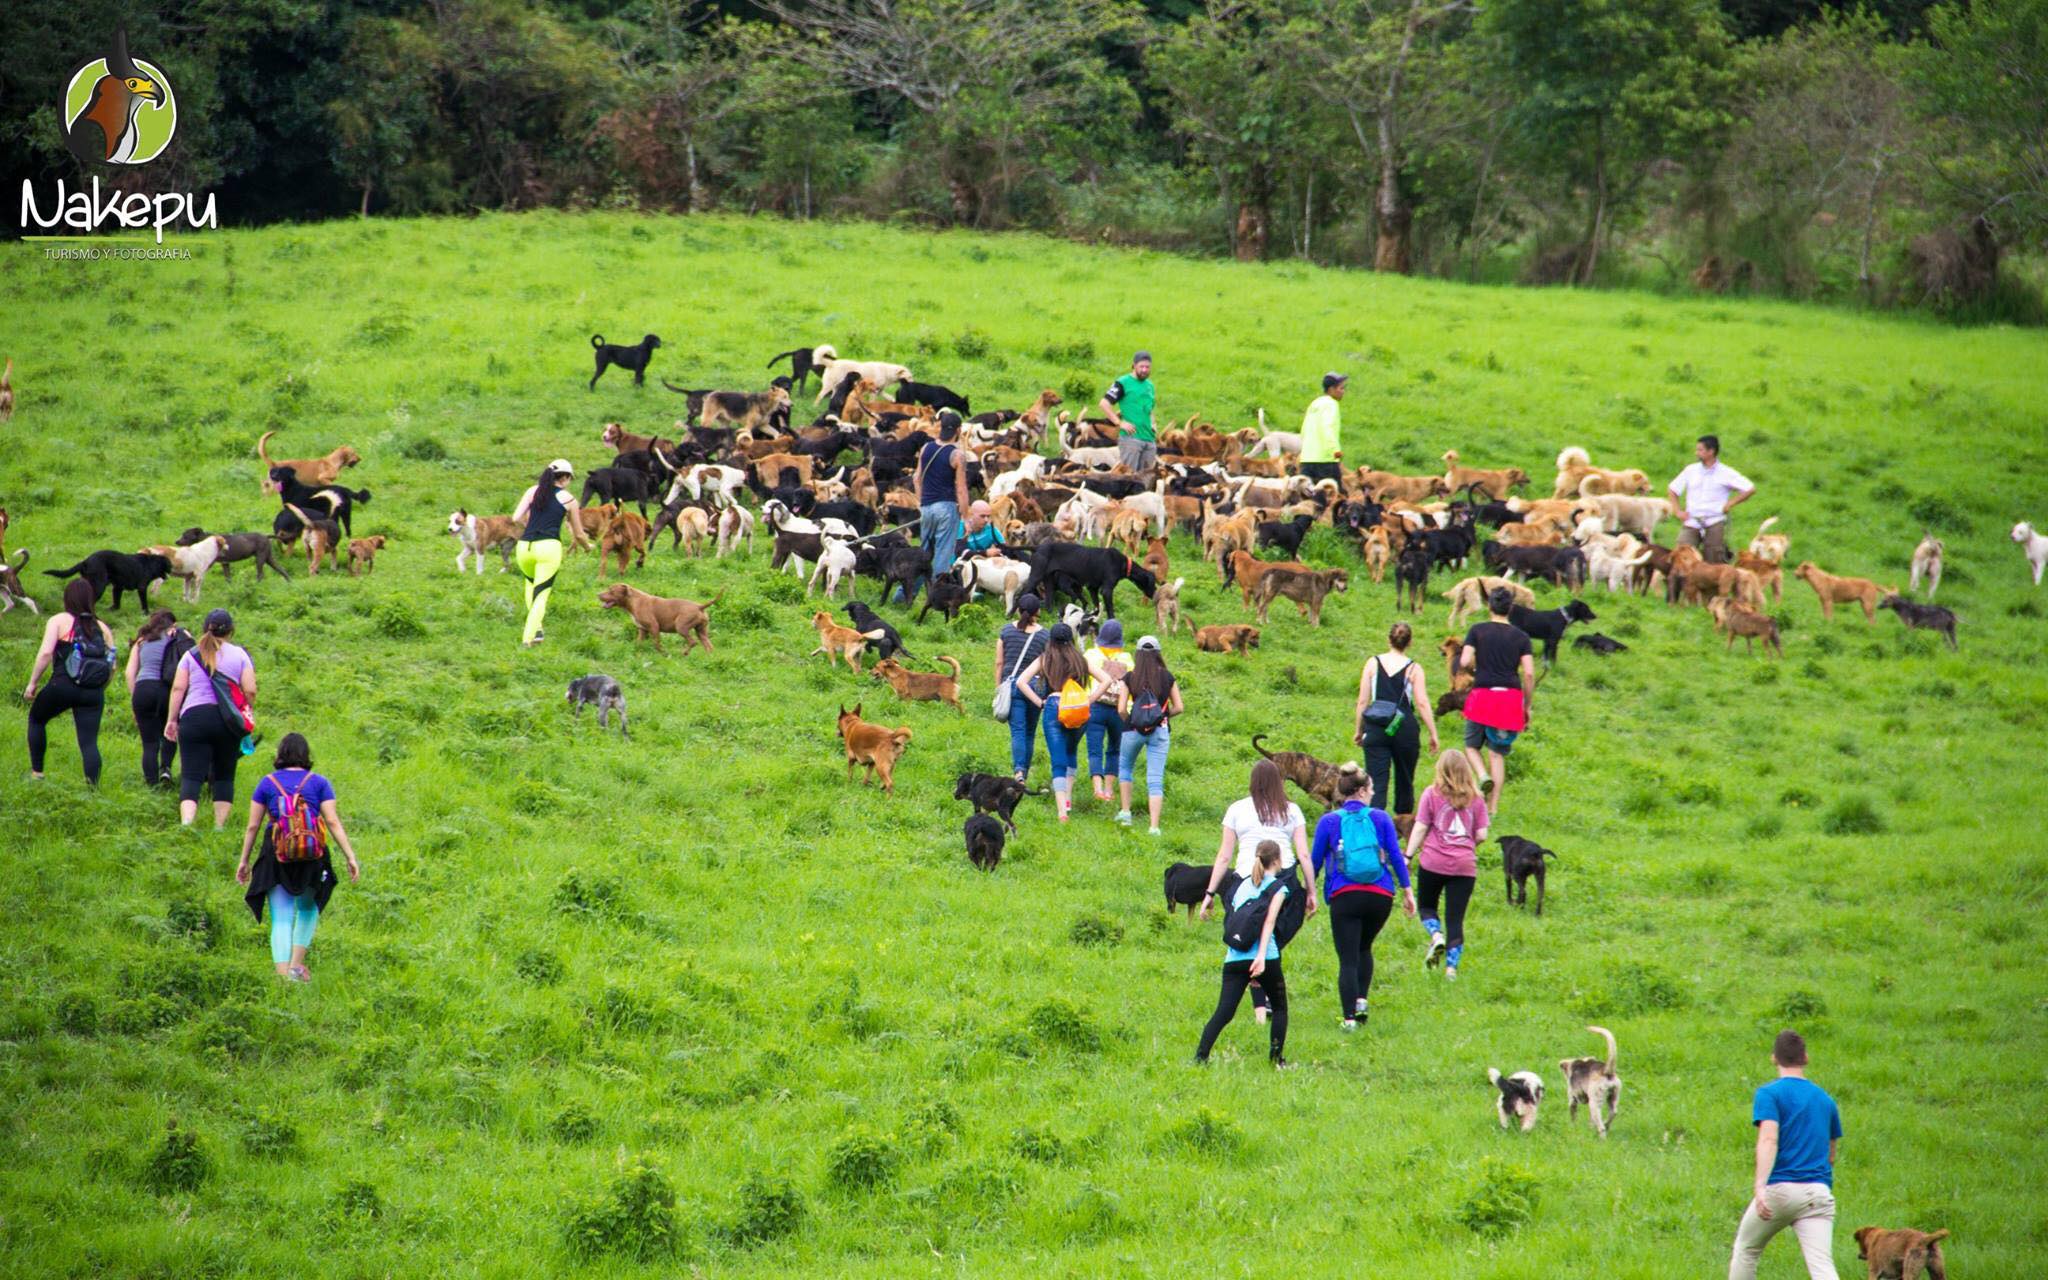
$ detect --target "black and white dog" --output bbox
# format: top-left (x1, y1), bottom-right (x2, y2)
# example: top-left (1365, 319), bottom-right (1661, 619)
top-left (589, 333), bottom-right (662, 389)
top-left (566, 674), bottom-right (628, 737)
top-left (1487, 1067), bottom-right (1545, 1132)
top-left (845, 600), bottom-right (908, 660)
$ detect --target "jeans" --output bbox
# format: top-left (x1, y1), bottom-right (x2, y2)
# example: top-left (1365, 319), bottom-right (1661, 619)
top-left (1008, 688), bottom-right (1042, 775)
top-left (1327, 891), bottom-right (1393, 1017)
top-left (1729, 1183), bottom-right (1838, 1280)
top-left (1116, 723), bottom-right (1170, 797)
top-left (1084, 702), bottom-right (1123, 778)
top-left (1041, 696), bottom-right (1082, 791)
top-left (914, 501), bottom-right (960, 600)
top-left (1196, 957), bottom-right (1287, 1062)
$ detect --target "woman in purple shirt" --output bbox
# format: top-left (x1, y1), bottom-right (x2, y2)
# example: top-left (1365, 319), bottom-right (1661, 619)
top-left (164, 609), bottom-right (257, 828)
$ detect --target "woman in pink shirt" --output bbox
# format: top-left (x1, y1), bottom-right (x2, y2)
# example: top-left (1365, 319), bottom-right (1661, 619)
top-left (1402, 750), bottom-right (1488, 981)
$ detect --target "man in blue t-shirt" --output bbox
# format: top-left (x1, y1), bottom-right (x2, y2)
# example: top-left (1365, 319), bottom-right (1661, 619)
top-left (1729, 1030), bottom-right (1843, 1280)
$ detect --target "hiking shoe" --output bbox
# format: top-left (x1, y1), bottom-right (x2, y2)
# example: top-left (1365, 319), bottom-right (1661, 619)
top-left (1148, 826), bottom-right (1162, 837)
top-left (1338, 1019), bottom-right (1359, 1033)
top-left (1445, 964), bottom-right (1459, 982)
top-left (285, 965), bottom-right (312, 984)
top-left (1115, 810), bottom-right (1132, 827)
top-left (1271, 1057), bottom-right (1293, 1070)
top-left (1425, 933), bottom-right (1447, 968)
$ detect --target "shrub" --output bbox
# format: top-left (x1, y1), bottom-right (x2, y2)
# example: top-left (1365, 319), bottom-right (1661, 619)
top-left (1163, 1107), bottom-right (1243, 1156)
top-left (1068, 912), bottom-right (1124, 948)
top-left (1042, 338), bottom-right (1095, 364)
top-left (727, 1175), bottom-right (806, 1245)
top-left (1744, 813), bottom-right (1785, 840)
top-left (1680, 862), bottom-right (1734, 896)
top-left (904, 1098), bottom-right (961, 1154)
top-left (165, 898), bottom-right (219, 950)
top-left (1618, 784), bottom-right (1663, 817)
top-left (564, 1157), bottom-right (680, 1260)
top-left (374, 600), bottom-right (426, 639)
top-left (1822, 794), bottom-right (1885, 836)
top-left (550, 1101), bottom-right (600, 1144)
top-left (1056, 1183), bottom-right (1124, 1241)
top-left (515, 948), bottom-right (565, 986)
top-left (55, 991), bottom-right (99, 1035)
top-left (1770, 989), bottom-right (1829, 1024)
top-left (240, 1110), bottom-right (300, 1158)
top-left (1456, 1158), bottom-right (1541, 1237)
top-left (400, 434), bottom-right (448, 462)
top-left (551, 870), bottom-right (624, 918)
top-left (1580, 962), bottom-right (1688, 1017)
top-left (953, 327), bottom-right (994, 360)
top-left (512, 778), bottom-right (563, 817)
top-left (1011, 1125), bottom-right (1069, 1165)
top-left (1061, 373), bottom-right (1097, 406)
top-left (758, 573), bottom-right (804, 604)
top-left (1026, 997), bottom-right (1102, 1053)
top-left (824, 1125), bottom-right (900, 1191)
top-left (139, 1119), bottom-right (212, 1193)
top-left (332, 1178), bottom-right (382, 1220)
top-left (1778, 787), bottom-right (1819, 809)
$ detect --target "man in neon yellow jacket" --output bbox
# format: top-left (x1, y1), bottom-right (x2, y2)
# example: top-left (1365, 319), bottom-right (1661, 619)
top-left (1300, 372), bottom-right (1347, 485)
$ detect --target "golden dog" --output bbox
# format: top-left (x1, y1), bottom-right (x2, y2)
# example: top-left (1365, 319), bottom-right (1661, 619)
top-left (811, 610), bottom-right (881, 670)
top-left (837, 703), bottom-right (912, 794)
top-left (1441, 450), bottom-right (1527, 500)
top-left (1194, 623), bottom-right (1260, 654)
top-left (1443, 575), bottom-right (1536, 627)
top-left (1796, 561), bottom-right (1893, 622)
top-left (347, 535), bottom-right (386, 576)
top-left (871, 656), bottom-right (964, 713)
top-left (258, 430), bottom-right (361, 488)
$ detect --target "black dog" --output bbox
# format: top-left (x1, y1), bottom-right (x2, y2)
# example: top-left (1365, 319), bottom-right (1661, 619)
top-left (1878, 594), bottom-right (1958, 650)
top-left (1497, 835), bottom-right (1556, 915)
top-left (1472, 501), bottom-right (1522, 527)
top-left (270, 468), bottom-right (369, 540)
top-left (1395, 541), bottom-right (1433, 614)
top-left (1418, 524), bottom-right (1474, 570)
top-left (589, 333), bottom-right (661, 389)
top-left (855, 543), bottom-right (932, 608)
top-left (845, 600), bottom-right (908, 660)
top-left (1256, 514), bottom-right (1316, 558)
top-left (566, 674), bottom-right (628, 737)
top-left (1163, 862), bottom-right (1220, 920)
top-left (813, 500), bottom-right (879, 536)
top-left (1572, 633), bottom-right (1628, 655)
top-left (582, 466), bottom-right (659, 518)
top-left (896, 378), bottom-right (970, 415)
top-left (919, 569), bottom-right (973, 623)
top-left (178, 527), bottom-right (289, 581)
top-left (1483, 542), bottom-right (1587, 591)
top-left (954, 771), bottom-right (1042, 833)
top-left (1508, 600), bottom-right (1596, 664)
top-left (1018, 542), bottom-right (1157, 619)
top-left (43, 550), bottom-right (173, 611)
top-left (964, 814), bottom-right (1007, 871)
top-left (766, 345), bottom-right (823, 390)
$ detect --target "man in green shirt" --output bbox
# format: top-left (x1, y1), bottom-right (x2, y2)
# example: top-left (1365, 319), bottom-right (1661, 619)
top-left (1300, 371), bottom-right (1346, 485)
top-left (1099, 350), bottom-right (1157, 473)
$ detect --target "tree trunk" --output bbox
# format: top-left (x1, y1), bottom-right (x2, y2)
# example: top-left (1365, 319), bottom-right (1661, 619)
top-left (685, 137), bottom-right (704, 213)
top-left (1234, 200), bottom-right (1269, 261)
top-left (359, 180), bottom-right (372, 218)
top-left (1579, 124), bottom-right (1608, 286)
top-left (1374, 152), bottom-right (1413, 274)
top-left (1858, 149), bottom-right (1886, 303)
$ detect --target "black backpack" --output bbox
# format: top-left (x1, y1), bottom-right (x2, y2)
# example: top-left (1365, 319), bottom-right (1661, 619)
top-left (1222, 880), bottom-right (1282, 953)
top-left (156, 629), bottom-right (195, 684)
top-left (1127, 687), bottom-right (1166, 734)
top-left (64, 618), bottom-right (115, 689)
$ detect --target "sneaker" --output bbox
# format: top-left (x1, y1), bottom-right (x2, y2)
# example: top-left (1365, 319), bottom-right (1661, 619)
top-left (1271, 1057), bottom-right (1293, 1070)
top-left (1445, 965), bottom-right (1459, 981)
top-left (1425, 933), bottom-right (1446, 968)
top-left (285, 965), bottom-right (312, 984)
top-left (1253, 1006), bottom-right (1269, 1025)
top-left (1148, 827), bottom-right (1162, 837)
top-left (1115, 810), bottom-right (1132, 827)
top-left (1353, 998), bottom-right (1368, 1018)
top-left (1338, 1019), bottom-right (1359, 1033)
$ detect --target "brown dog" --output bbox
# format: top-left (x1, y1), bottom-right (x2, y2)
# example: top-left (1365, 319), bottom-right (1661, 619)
top-left (1441, 451), bottom-right (1527, 501)
top-left (1734, 551), bottom-right (1783, 603)
top-left (871, 656), bottom-right (963, 713)
top-left (0, 358), bottom-right (13, 421)
top-left (1796, 561), bottom-right (1894, 622)
top-left (1250, 733), bottom-right (1346, 812)
top-left (1853, 1227), bottom-right (1948, 1280)
top-left (285, 504), bottom-right (343, 575)
top-left (1202, 510), bottom-right (1259, 573)
top-left (597, 509), bottom-right (651, 578)
top-left (837, 702), bottom-right (912, 794)
top-left (597, 583), bottom-right (715, 654)
top-left (1195, 623), bottom-right (1259, 654)
top-left (811, 610), bottom-right (881, 670)
top-left (1153, 575), bottom-right (1193, 636)
top-left (1253, 565), bottom-right (1348, 626)
top-left (347, 535), bottom-right (386, 576)
top-left (1709, 596), bottom-right (1783, 656)
top-left (1226, 551), bottom-right (1306, 607)
top-left (1142, 535), bottom-right (1171, 584)
top-left (258, 431), bottom-right (361, 488)
top-left (1357, 469), bottom-right (1449, 503)
top-left (1362, 526), bottom-right (1393, 583)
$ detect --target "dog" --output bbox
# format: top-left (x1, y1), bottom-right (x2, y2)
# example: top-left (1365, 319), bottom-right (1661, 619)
top-left (269, 469), bottom-right (369, 541)
top-left (811, 610), bottom-right (882, 670)
top-left (1152, 575), bottom-right (1193, 635)
top-left (715, 504), bottom-right (756, 558)
top-left (1877, 595), bottom-right (1959, 650)
top-left (918, 571), bottom-right (974, 623)
top-left (1442, 451), bottom-right (1527, 501)
top-left (1558, 1026), bottom-right (1621, 1137)
top-left (2014, 521), bottom-right (2048, 585)
top-left (1508, 600), bottom-right (1596, 664)
top-left (1225, 550), bottom-right (1298, 607)
top-left (651, 501), bottom-right (714, 556)
top-left (1795, 561), bottom-right (1893, 622)
top-left (0, 549), bottom-right (36, 615)
top-left (589, 333), bottom-right (662, 389)
top-left (765, 343), bottom-right (831, 391)
top-left (964, 814), bottom-right (1006, 870)
top-left (837, 703), bottom-right (912, 793)
top-left (582, 467), bottom-right (659, 518)
top-left (702, 386), bottom-right (793, 433)
top-left (1250, 733), bottom-right (1347, 812)
top-left (43, 550), bottom-right (172, 611)
top-left (1162, 862), bottom-right (1216, 920)
top-left (1255, 513), bottom-right (1316, 558)
top-left (1254, 565), bottom-right (1348, 626)
top-left (1395, 541), bottom-right (1432, 614)
top-left (447, 510), bottom-right (520, 574)
top-left (1709, 597), bottom-right (1785, 656)
top-left (141, 537), bottom-right (227, 603)
top-left (896, 378), bottom-right (970, 415)
top-left (844, 600), bottom-right (908, 661)
top-left (596, 508), bottom-right (651, 578)
top-left (815, 359), bottom-right (912, 403)
top-left (1362, 526), bottom-right (1393, 584)
top-left (180, 527), bottom-right (290, 582)
top-left (597, 583), bottom-right (715, 655)
top-left (566, 674), bottom-right (628, 738)
top-left (0, 358), bottom-right (12, 421)
top-left (347, 536), bottom-right (387, 577)
top-left (1019, 543), bottom-right (1158, 619)
top-left (1909, 533), bottom-right (1944, 599)
top-left (955, 771), bottom-right (1041, 833)
top-left (1734, 551), bottom-right (1784, 603)
top-left (953, 554), bottom-right (1033, 614)
top-left (1497, 835), bottom-right (1555, 915)
top-left (257, 431), bottom-right (362, 488)
top-left (1571, 633), bottom-right (1628, 655)
top-left (1747, 514), bottom-right (1789, 564)
top-left (872, 656), bottom-right (964, 713)
top-left (1194, 623), bottom-right (1260, 654)
top-left (284, 504), bottom-right (345, 576)
top-left (1853, 1227), bottom-right (1949, 1280)
top-left (1487, 1068), bottom-right (1545, 1132)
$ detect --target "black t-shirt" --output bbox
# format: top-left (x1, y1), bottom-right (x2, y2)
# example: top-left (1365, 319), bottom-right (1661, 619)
top-left (1463, 621), bottom-right (1531, 689)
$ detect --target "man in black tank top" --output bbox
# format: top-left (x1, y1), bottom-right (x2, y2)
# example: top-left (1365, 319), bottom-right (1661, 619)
top-left (911, 413), bottom-right (970, 603)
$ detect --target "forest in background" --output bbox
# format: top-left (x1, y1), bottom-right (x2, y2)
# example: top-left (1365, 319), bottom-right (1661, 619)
top-left (4, 0), bottom-right (2044, 319)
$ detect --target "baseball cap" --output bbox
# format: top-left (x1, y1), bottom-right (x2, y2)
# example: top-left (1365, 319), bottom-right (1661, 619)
top-left (1136, 634), bottom-right (1161, 652)
top-left (1098, 618), bottom-right (1124, 646)
top-left (1049, 622), bottom-right (1075, 644)
top-left (1323, 371), bottom-right (1348, 390)
top-left (1133, 350), bottom-right (1152, 364)
top-left (204, 608), bottom-right (233, 633)
top-left (549, 458), bottom-right (575, 476)
top-left (1017, 593), bottom-right (1043, 615)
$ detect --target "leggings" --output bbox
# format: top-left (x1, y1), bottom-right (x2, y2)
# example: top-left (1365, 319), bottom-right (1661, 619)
top-left (1084, 702), bottom-right (1123, 778)
top-left (1363, 719), bottom-right (1420, 815)
top-left (28, 677), bottom-right (104, 784)
top-left (1196, 957), bottom-right (1288, 1062)
top-left (1041, 697), bottom-right (1083, 794)
top-left (177, 708), bottom-right (243, 804)
top-left (1415, 867), bottom-right (1475, 950)
top-left (132, 679), bottom-right (176, 784)
top-left (1327, 890), bottom-right (1394, 1017)
top-left (1007, 688), bottom-right (1042, 775)
top-left (516, 538), bottom-right (563, 643)
top-left (267, 886), bottom-right (321, 964)
top-left (1116, 723), bottom-right (1170, 797)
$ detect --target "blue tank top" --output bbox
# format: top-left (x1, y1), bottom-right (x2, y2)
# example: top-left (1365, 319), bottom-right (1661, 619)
top-left (917, 442), bottom-right (959, 506)
top-left (522, 485), bottom-right (569, 541)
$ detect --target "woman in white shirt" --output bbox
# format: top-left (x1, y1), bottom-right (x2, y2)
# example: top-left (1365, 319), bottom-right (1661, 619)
top-left (1200, 760), bottom-right (1317, 1022)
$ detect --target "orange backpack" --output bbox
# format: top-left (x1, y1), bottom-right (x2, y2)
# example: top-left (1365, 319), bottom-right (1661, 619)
top-left (266, 773), bottom-right (327, 863)
top-left (1056, 677), bottom-right (1091, 728)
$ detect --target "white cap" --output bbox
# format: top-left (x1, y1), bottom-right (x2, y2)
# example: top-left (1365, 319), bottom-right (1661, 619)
top-left (550, 458), bottom-right (575, 476)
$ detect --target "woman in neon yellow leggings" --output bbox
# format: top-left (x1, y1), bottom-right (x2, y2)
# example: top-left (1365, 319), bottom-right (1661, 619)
top-left (511, 459), bottom-right (593, 647)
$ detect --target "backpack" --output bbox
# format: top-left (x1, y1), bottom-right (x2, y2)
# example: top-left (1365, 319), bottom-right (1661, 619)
top-left (1126, 684), bottom-right (1167, 734)
top-left (1056, 677), bottom-right (1091, 728)
top-left (265, 772), bottom-right (326, 863)
top-left (156, 629), bottom-right (194, 684)
top-left (63, 619), bottom-right (115, 689)
top-left (1337, 806), bottom-right (1391, 883)
top-left (1222, 879), bottom-right (1282, 953)
top-left (194, 650), bottom-right (254, 737)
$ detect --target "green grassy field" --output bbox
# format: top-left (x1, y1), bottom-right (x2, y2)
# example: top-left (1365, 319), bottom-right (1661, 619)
top-left (2, 212), bottom-right (2045, 1278)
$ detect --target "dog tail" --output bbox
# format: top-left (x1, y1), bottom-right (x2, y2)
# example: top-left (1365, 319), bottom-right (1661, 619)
top-left (1442, 449), bottom-right (1459, 467)
top-left (1586, 1025), bottom-right (1617, 1072)
top-left (1925, 1230), bottom-right (1949, 1243)
top-left (256, 429), bottom-right (279, 472)
top-left (704, 589), bottom-right (726, 609)
top-left (936, 655), bottom-right (961, 679)
top-left (766, 348), bottom-right (806, 370)
top-left (591, 334), bottom-right (605, 348)
top-left (1250, 732), bottom-right (1276, 762)
top-left (891, 728), bottom-right (913, 746)
top-left (43, 558), bottom-right (89, 579)
top-left (1753, 515), bottom-right (1778, 536)
top-left (1556, 445), bottom-right (1589, 472)
top-left (1487, 1067), bottom-right (1505, 1088)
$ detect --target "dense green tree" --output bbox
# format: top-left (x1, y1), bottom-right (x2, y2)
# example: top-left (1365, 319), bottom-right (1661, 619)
top-left (1916, 0), bottom-right (2048, 250)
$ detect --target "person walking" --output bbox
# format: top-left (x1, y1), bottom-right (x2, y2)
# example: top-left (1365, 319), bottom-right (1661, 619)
top-left (1354, 621), bottom-right (1440, 831)
top-left (914, 411), bottom-right (971, 598)
top-left (23, 578), bottom-right (116, 785)
top-left (511, 459), bottom-right (594, 648)
top-left (1299, 372), bottom-right (1346, 485)
top-left (1099, 351), bottom-right (1158, 473)
top-left (1016, 622), bottom-right (1089, 822)
top-left (1114, 635), bottom-right (1182, 834)
top-left (1668, 433), bottom-right (1755, 565)
top-left (1193, 840), bottom-right (1293, 1067)
top-left (994, 593), bottom-right (1050, 782)
top-left (164, 608), bottom-right (257, 828)
top-left (1309, 763), bottom-right (1414, 1030)
top-left (1201, 760), bottom-right (1318, 1023)
top-left (1728, 1031), bottom-right (1843, 1280)
top-left (125, 609), bottom-right (191, 787)
top-left (1082, 619), bottom-right (1130, 805)
top-left (1459, 587), bottom-right (1534, 813)
top-left (235, 733), bottom-right (361, 983)
top-left (1404, 749), bottom-right (1488, 982)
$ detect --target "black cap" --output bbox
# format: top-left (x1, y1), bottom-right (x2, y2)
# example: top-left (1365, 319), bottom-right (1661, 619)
top-left (1049, 622), bottom-right (1075, 643)
top-left (1323, 371), bottom-right (1348, 391)
top-left (204, 608), bottom-right (233, 633)
top-left (1016, 593), bottom-right (1042, 615)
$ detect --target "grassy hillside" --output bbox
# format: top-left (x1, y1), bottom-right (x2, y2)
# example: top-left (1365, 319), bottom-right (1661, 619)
top-left (2, 212), bottom-right (2044, 1278)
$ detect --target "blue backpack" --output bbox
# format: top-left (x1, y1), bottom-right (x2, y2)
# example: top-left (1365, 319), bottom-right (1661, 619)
top-left (1336, 806), bottom-right (1389, 883)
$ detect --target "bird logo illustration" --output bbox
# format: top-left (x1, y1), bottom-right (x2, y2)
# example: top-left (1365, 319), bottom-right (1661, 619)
top-left (62, 28), bottom-right (176, 166)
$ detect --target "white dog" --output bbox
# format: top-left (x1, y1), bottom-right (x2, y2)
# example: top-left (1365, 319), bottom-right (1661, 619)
top-left (447, 509), bottom-right (519, 574)
top-left (1578, 492), bottom-right (1667, 540)
top-left (148, 536), bottom-right (227, 603)
top-left (715, 505), bottom-right (755, 558)
top-left (952, 553), bottom-right (1032, 613)
top-left (1909, 533), bottom-right (1945, 599)
top-left (2014, 521), bottom-right (2047, 585)
top-left (814, 358), bottom-right (911, 402)
top-left (1244, 430), bottom-right (1303, 459)
top-left (986, 455), bottom-right (1049, 500)
top-left (672, 464), bottom-right (747, 509)
top-left (807, 536), bottom-right (859, 599)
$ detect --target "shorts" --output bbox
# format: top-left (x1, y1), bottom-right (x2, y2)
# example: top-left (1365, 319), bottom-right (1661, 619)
top-left (1118, 436), bottom-right (1158, 472)
top-left (1464, 720), bottom-right (1518, 754)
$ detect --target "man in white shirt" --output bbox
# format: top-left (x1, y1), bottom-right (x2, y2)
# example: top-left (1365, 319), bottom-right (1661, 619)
top-left (1668, 434), bottom-right (1754, 564)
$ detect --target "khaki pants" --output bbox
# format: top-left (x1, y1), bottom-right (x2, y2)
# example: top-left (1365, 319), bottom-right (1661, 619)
top-left (1679, 520), bottom-right (1731, 564)
top-left (1729, 1183), bottom-right (1838, 1280)
top-left (1118, 435), bottom-right (1158, 473)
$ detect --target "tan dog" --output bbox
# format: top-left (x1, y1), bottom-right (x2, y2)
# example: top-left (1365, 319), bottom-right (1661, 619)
top-left (1226, 551), bottom-right (1305, 607)
top-left (1194, 623), bottom-right (1260, 654)
top-left (1357, 468), bottom-right (1449, 503)
top-left (258, 431), bottom-right (361, 488)
top-left (1495, 519), bottom-right (1568, 547)
top-left (448, 509), bottom-right (521, 574)
top-left (574, 503), bottom-right (616, 548)
top-left (1853, 1227), bottom-right (1948, 1280)
top-left (871, 656), bottom-right (964, 713)
top-left (1362, 526), bottom-right (1393, 583)
top-left (1678, 561), bottom-right (1767, 611)
top-left (1709, 596), bottom-right (1783, 656)
top-left (347, 535), bottom-right (387, 577)
top-left (1018, 389), bottom-right (1062, 442)
top-left (811, 610), bottom-right (881, 670)
top-left (1746, 514), bottom-right (1789, 563)
top-left (837, 703), bottom-right (912, 794)
top-left (1909, 533), bottom-right (1944, 599)
top-left (596, 508), bottom-right (651, 578)
top-left (1153, 575), bottom-right (1193, 635)
top-left (1734, 551), bottom-right (1783, 603)
top-left (283, 504), bottom-right (342, 575)
top-left (0, 358), bottom-right (13, 421)
top-left (597, 583), bottom-right (715, 654)
top-left (1795, 561), bottom-right (1893, 622)
top-left (1105, 506), bottom-right (1152, 557)
top-left (750, 452), bottom-right (815, 489)
top-left (1444, 576), bottom-right (1535, 627)
top-left (1508, 497), bottom-right (1580, 527)
top-left (1559, 1025), bottom-right (1622, 1137)
top-left (1142, 535), bottom-right (1171, 584)
top-left (1253, 565), bottom-right (1348, 626)
top-left (1202, 510), bottom-right (1258, 573)
top-left (1441, 451), bottom-right (1527, 500)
